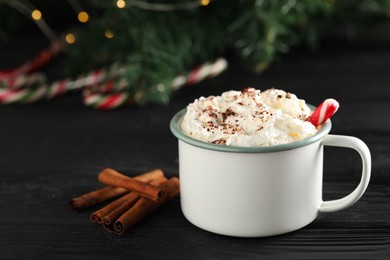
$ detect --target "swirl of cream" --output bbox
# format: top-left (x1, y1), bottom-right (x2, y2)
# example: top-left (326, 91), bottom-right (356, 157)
top-left (181, 88), bottom-right (317, 147)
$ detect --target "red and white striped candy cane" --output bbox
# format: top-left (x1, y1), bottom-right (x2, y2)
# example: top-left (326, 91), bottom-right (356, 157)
top-left (0, 72), bottom-right (46, 89)
top-left (0, 63), bottom-right (127, 104)
top-left (0, 77), bottom-right (75, 104)
top-left (0, 55), bottom-right (228, 108)
top-left (0, 42), bottom-right (63, 80)
top-left (172, 58), bottom-right (228, 90)
top-left (0, 86), bottom-right (48, 104)
top-left (306, 98), bottom-right (339, 127)
top-left (82, 58), bottom-right (228, 110)
top-left (82, 89), bottom-right (135, 110)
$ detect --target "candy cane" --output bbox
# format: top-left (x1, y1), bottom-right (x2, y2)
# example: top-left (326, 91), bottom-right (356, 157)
top-left (0, 62), bottom-right (127, 104)
top-left (82, 89), bottom-right (135, 110)
top-left (172, 58), bottom-right (228, 90)
top-left (0, 72), bottom-right (49, 90)
top-left (0, 86), bottom-right (48, 104)
top-left (306, 98), bottom-right (339, 127)
top-left (0, 42), bottom-right (63, 79)
top-left (82, 58), bottom-right (228, 110)
top-left (0, 57), bottom-right (228, 109)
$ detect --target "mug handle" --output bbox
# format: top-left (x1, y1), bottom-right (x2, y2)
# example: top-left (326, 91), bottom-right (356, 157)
top-left (319, 134), bottom-right (371, 213)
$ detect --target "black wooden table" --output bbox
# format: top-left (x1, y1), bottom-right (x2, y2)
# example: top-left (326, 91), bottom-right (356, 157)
top-left (1, 41), bottom-right (389, 259)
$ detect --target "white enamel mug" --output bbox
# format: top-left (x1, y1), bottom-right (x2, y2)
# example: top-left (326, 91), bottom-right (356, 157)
top-left (170, 109), bottom-right (371, 237)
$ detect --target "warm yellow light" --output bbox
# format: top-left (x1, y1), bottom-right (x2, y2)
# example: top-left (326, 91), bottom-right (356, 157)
top-left (65, 33), bottom-right (76, 44)
top-left (31, 9), bottom-right (42, 20)
top-left (104, 30), bottom-right (114, 39)
top-left (200, 0), bottom-right (210, 6)
top-left (78, 11), bottom-right (89, 23)
top-left (116, 0), bottom-right (126, 8)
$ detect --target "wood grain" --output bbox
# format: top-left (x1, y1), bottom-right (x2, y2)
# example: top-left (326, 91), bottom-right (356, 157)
top-left (0, 41), bottom-right (389, 259)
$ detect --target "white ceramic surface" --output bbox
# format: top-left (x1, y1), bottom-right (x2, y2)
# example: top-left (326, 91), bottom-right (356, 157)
top-left (170, 109), bottom-right (371, 237)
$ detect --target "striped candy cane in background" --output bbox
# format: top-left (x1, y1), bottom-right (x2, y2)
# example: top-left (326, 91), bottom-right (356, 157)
top-left (0, 42), bottom-right (63, 80)
top-left (0, 43), bottom-right (228, 109)
top-left (83, 58), bottom-right (228, 110)
top-left (0, 62), bottom-right (125, 105)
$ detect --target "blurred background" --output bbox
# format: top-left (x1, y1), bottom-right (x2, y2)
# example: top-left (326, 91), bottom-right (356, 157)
top-left (1, 3), bottom-right (389, 257)
top-left (1, 0), bottom-right (390, 109)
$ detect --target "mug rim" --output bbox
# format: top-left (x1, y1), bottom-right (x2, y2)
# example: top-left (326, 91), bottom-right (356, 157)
top-left (170, 106), bottom-right (332, 153)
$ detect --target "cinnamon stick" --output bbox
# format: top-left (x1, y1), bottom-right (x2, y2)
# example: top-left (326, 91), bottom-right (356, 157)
top-left (113, 177), bottom-right (180, 235)
top-left (90, 192), bottom-right (138, 224)
top-left (69, 168), bottom-right (164, 211)
top-left (102, 192), bottom-right (141, 233)
top-left (69, 186), bottom-right (127, 212)
top-left (98, 168), bottom-right (166, 202)
top-left (102, 177), bottom-right (167, 227)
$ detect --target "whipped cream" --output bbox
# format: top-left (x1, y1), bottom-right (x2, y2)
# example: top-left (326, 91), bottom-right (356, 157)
top-left (180, 88), bottom-right (317, 146)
